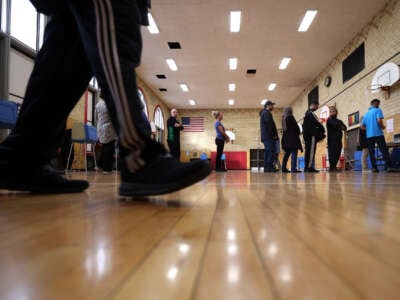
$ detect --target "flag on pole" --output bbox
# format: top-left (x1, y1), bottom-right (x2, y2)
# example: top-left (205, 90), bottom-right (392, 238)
top-left (182, 117), bottom-right (204, 132)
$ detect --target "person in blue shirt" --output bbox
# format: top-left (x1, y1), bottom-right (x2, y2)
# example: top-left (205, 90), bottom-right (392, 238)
top-left (361, 98), bottom-right (394, 172)
top-left (212, 111), bottom-right (230, 172)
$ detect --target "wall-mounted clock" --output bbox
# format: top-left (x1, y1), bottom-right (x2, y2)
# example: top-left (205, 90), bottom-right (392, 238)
top-left (324, 75), bottom-right (332, 87)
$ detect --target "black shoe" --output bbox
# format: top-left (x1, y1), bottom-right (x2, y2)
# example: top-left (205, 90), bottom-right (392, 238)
top-left (282, 169), bottom-right (290, 173)
top-left (119, 154), bottom-right (211, 197)
top-left (372, 167), bottom-right (379, 173)
top-left (291, 169), bottom-right (301, 173)
top-left (216, 168), bottom-right (228, 172)
top-left (264, 168), bottom-right (279, 173)
top-left (304, 167), bottom-right (319, 173)
top-left (0, 164), bottom-right (89, 193)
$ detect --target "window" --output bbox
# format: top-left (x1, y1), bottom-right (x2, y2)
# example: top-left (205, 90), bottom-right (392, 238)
top-left (154, 106), bottom-right (164, 143)
top-left (1, 0), bottom-right (7, 32)
top-left (38, 13), bottom-right (46, 48)
top-left (138, 88), bottom-right (148, 118)
top-left (10, 0), bottom-right (37, 49)
top-left (342, 43), bottom-right (365, 83)
top-left (86, 90), bottom-right (95, 125)
top-left (308, 86), bottom-right (319, 106)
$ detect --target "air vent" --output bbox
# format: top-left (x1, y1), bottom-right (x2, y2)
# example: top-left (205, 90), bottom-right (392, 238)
top-left (168, 42), bottom-right (182, 49)
top-left (156, 74), bottom-right (167, 79)
top-left (246, 69), bottom-right (256, 74)
top-left (159, 88), bottom-right (167, 92)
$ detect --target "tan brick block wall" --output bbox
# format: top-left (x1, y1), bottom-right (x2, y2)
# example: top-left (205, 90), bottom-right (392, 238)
top-left (291, 0), bottom-right (400, 168)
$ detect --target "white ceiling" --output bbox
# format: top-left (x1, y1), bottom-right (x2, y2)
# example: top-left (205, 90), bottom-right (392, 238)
top-left (137, 0), bottom-right (389, 109)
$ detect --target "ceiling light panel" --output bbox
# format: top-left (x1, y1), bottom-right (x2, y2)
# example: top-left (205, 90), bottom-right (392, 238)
top-left (268, 83), bottom-right (277, 91)
top-left (179, 83), bottom-right (189, 92)
top-left (230, 11), bottom-right (242, 32)
top-left (166, 58), bottom-right (178, 71)
top-left (147, 13), bottom-right (159, 34)
top-left (189, 99), bottom-right (196, 106)
top-left (298, 10), bottom-right (318, 32)
top-left (228, 83), bottom-right (236, 91)
top-left (261, 99), bottom-right (268, 105)
top-left (228, 99), bottom-right (235, 105)
top-left (279, 57), bottom-right (291, 70)
top-left (229, 57), bottom-right (238, 70)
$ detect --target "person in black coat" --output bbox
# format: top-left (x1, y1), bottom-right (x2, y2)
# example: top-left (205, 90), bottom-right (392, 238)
top-left (302, 100), bottom-right (325, 172)
top-left (260, 100), bottom-right (279, 172)
top-left (167, 108), bottom-right (184, 160)
top-left (326, 106), bottom-right (347, 171)
top-left (281, 107), bottom-right (303, 172)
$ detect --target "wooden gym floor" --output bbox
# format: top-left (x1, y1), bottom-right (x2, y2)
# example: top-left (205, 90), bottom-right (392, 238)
top-left (0, 170), bottom-right (400, 300)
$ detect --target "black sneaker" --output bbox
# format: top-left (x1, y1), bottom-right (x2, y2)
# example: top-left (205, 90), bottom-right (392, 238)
top-left (372, 167), bottom-right (379, 173)
top-left (0, 164), bottom-right (89, 193)
top-left (119, 154), bottom-right (211, 197)
top-left (282, 169), bottom-right (290, 173)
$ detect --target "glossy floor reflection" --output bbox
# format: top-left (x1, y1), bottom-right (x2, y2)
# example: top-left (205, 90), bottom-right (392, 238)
top-left (1, 170), bottom-right (400, 299)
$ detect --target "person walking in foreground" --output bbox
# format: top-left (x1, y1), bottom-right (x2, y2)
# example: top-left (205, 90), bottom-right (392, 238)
top-left (167, 108), bottom-right (184, 160)
top-left (281, 107), bottom-right (303, 173)
top-left (326, 106), bottom-right (347, 172)
top-left (260, 100), bottom-right (279, 172)
top-left (302, 100), bottom-right (325, 173)
top-left (361, 98), bottom-right (396, 173)
top-left (0, 0), bottom-right (210, 196)
top-left (358, 119), bottom-right (369, 171)
top-left (212, 111), bottom-right (230, 172)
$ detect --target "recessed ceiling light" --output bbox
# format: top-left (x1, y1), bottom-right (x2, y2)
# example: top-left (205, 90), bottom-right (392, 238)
top-left (279, 57), bottom-right (292, 70)
top-left (268, 83), bottom-right (277, 91)
top-left (230, 11), bottom-right (241, 33)
top-left (298, 10), bottom-right (318, 32)
top-left (229, 57), bottom-right (238, 70)
top-left (228, 83), bottom-right (236, 91)
top-left (228, 99), bottom-right (235, 105)
top-left (147, 13), bottom-right (159, 34)
top-left (179, 83), bottom-right (189, 92)
top-left (166, 58), bottom-right (178, 71)
top-left (261, 99), bottom-right (268, 105)
top-left (189, 99), bottom-right (196, 106)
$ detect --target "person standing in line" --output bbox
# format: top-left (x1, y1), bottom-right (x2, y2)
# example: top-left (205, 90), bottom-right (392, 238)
top-left (96, 98), bottom-right (117, 174)
top-left (361, 98), bottom-right (396, 172)
top-left (212, 111), bottom-right (230, 172)
top-left (326, 106), bottom-right (347, 172)
top-left (302, 100), bottom-right (325, 173)
top-left (167, 108), bottom-right (184, 160)
top-left (260, 100), bottom-right (279, 172)
top-left (281, 107), bottom-right (303, 173)
top-left (0, 0), bottom-right (210, 195)
top-left (358, 119), bottom-right (369, 171)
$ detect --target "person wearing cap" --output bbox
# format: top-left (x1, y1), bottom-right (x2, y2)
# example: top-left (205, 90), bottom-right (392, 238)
top-left (302, 100), bottom-right (325, 172)
top-left (361, 98), bottom-right (395, 172)
top-left (260, 101), bottom-right (279, 172)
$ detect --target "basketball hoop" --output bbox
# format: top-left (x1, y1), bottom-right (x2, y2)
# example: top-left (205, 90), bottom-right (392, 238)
top-left (366, 84), bottom-right (391, 99)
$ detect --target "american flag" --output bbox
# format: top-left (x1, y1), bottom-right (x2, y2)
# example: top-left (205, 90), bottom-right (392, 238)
top-left (182, 117), bottom-right (204, 132)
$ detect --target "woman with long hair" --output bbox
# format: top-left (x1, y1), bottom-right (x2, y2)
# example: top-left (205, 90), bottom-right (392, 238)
top-left (281, 107), bottom-right (303, 172)
top-left (212, 111), bottom-right (230, 172)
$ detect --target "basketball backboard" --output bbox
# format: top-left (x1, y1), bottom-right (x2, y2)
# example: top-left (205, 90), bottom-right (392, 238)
top-left (370, 62), bottom-right (399, 93)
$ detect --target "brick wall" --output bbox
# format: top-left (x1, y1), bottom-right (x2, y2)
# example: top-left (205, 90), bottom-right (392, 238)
top-left (291, 0), bottom-right (400, 168)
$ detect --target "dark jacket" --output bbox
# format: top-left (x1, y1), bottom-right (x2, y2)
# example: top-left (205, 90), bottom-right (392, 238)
top-left (260, 109), bottom-right (278, 141)
top-left (327, 117), bottom-right (347, 145)
top-left (167, 117), bottom-right (183, 143)
top-left (282, 115), bottom-right (303, 151)
top-left (303, 109), bottom-right (325, 139)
